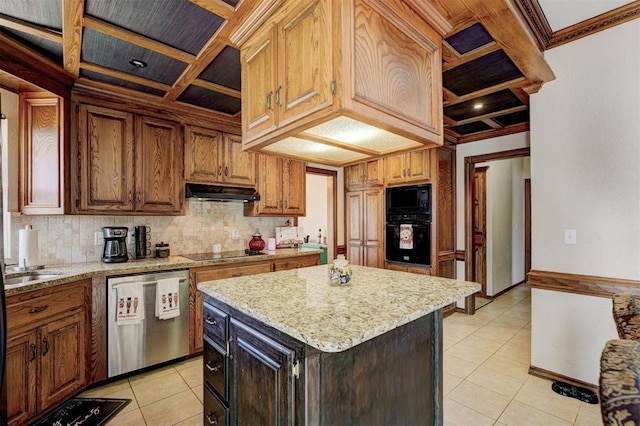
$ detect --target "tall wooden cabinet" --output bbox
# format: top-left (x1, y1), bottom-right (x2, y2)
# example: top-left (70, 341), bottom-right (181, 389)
top-left (346, 188), bottom-right (384, 267)
top-left (5, 280), bottom-right (90, 425)
top-left (19, 92), bottom-right (67, 214)
top-left (185, 126), bottom-right (255, 187)
top-left (436, 146), bottom-right (456, 279)
top-left (244, 154), bottom-right (305, 216)
top-left (74, 103), bottom-right (184, 214)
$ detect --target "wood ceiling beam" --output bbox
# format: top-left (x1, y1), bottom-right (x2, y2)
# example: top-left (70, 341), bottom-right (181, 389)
top-left (62, 0), bottom-right (83, 78)
top-left (444, 77), bottom-right (528, 106)
top-left (83, 16), bottom-right (196, 64)
top-left (442, 42), bottom-right (501, 71)
top-left (442, 0), bottom-right (555, 93)
top-left (80, 62), bottom-right (172, 92)
top-left (0, 13), bottom-right (62, 43)
top-left (455, 122), bottom-right (529, 144)
top-left (189, 0), bottom-right (236, 20)
top-left (192, 79), bottom-right (241, 98)
top-left (451, 104), bottom-right (527, 126)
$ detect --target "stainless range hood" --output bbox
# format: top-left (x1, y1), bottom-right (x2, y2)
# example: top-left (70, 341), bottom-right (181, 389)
top-left (185, 183), bottom-right (259, 202)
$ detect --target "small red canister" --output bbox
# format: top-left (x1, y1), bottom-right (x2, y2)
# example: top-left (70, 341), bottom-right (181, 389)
top-left (249, 233), bottom-right (265, 251)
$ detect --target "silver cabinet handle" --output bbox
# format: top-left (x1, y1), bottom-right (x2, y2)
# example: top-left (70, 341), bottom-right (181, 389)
top-left (205, 316), bottom-right (218, 326)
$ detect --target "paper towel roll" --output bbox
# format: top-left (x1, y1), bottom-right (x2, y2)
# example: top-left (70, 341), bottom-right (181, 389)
top-left (18, 225), bottom-right (39, 267)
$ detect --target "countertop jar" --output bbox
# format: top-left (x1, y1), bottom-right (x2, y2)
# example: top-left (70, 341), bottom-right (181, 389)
top-left (155, 242), bottom-right (170, 258)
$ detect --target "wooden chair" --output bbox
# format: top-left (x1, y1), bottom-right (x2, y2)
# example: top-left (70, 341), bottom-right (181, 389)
top-left (612, 294), bottom-right (640, 340)
top-left (600, 339), bottom-right (640, 425)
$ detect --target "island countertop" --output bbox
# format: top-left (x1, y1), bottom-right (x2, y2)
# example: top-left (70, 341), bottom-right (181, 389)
top-left (198, 264), bottom-right (480, 352)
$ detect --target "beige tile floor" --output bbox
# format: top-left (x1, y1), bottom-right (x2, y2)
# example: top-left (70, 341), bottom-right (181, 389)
top-left (83, 283), bottom-right (603, 425)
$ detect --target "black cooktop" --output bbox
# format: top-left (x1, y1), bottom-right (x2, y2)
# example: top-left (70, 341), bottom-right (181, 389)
top-left (182, 249), bottom-right (265, 261)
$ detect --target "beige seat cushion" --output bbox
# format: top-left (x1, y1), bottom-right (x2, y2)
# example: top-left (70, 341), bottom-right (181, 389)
top-left (600, 339), bottom-right (640, 425)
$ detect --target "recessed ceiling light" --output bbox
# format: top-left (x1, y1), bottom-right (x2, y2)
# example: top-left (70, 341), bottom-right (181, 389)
top-left (129, 59), bottom-right (147, 68)
top-left (473, 103), bottom-right (484, 110)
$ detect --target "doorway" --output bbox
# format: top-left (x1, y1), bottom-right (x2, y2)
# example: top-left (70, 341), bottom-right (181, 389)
top-left (299, 167), bottom-right (337, 262)
top-left (465, 148), bottom-right (531, 297)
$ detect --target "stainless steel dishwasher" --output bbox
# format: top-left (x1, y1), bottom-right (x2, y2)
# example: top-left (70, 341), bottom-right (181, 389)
top-left (107, 269), bottom-right (190, 378)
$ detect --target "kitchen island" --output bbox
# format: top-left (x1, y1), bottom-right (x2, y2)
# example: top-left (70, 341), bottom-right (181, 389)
top-left (198, 264), bottom-right (480, 425)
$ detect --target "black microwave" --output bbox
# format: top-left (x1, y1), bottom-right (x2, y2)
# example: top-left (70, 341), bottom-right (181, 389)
top-left (386, 184), bottom-right (431, 217)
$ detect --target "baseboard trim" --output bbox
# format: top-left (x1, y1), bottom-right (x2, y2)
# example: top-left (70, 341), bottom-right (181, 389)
top-left (486, 281), bottom-right (527, 299)
top-left (527, 270), bottom-right (640, 298)
top-left (528, 365), bottom-right (598, 394)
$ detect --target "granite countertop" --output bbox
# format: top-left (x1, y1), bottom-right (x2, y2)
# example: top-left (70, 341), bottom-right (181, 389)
top-left (198, 265), bottom-right (481, 353)
top-left (3, 248), bottom-right (321, 296)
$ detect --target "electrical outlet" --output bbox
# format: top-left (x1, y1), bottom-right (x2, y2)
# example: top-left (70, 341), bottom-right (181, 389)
top-left (128, 229), bottom-right (135, 244)
top-left (232, 229), bottom-right (240, 240)
top-left (564, 229), bottom-right (577, 245)
top-left (94, 232), bottom-right (103, 246)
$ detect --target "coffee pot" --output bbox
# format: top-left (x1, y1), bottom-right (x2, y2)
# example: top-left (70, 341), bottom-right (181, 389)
top-left (102, 226), bottom-right (128, 263)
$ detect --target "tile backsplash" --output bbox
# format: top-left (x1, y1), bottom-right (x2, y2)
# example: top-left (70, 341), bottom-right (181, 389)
top-left (7, 200), bottom-right (291, 266)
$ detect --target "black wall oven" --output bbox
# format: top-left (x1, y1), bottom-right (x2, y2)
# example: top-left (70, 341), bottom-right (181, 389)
top-left (385, 184), bottom-right (432, 266)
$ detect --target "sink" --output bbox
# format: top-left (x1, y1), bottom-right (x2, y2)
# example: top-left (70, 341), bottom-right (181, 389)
top-left (4, 272), bottom-right (63, 286)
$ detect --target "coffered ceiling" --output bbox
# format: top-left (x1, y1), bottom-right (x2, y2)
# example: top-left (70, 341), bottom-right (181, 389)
top-left (0, 0), bottom-right (638, 147)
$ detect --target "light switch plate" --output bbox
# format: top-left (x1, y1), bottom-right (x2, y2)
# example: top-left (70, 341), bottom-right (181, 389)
top-left (564, 229), bottom-right (577, 245)
top-left (94, 232), bottom-right (103, 246)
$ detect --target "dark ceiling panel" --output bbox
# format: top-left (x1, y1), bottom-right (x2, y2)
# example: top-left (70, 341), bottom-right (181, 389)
top-left (178, 85), bottom-right (241, 115)
top-left (0, 28), bottom-right (63, 64)
top-left (0, 0), bottom-right (61, 31)
top-left (82, 28), bottom-right (188, 85)
top-left (445, 23), bottom-right (493, 55)
top-left (449, 121), bottom-right (493, 135)
top-left (198, 46), bottom-right (241, 90)
top-left (80, 69), bottom-right (166, 97)
top-left (85, 0), bottom-right (224, 55)
top-left (443, 50), bottom-right (523, 96)
top-left (221, 0), bottom-right (241, 6)
top-left (493, 110), bottom-right (529, 127)
top-left (444, 89), bottom-right (523, 121)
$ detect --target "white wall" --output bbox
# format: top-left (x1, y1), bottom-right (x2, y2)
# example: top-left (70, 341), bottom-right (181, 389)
top-left (455, 133), bottom-right (529, 281)
top-left (487, 159), bottom-right (514, 295)
top-left (530, 19), bottom-right (640, 384)
top-left (298, 174), bottom-right (329, 243)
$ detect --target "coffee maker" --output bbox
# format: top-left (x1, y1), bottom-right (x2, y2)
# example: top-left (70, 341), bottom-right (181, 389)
top-left (102, 226), bottom-right (128, 263)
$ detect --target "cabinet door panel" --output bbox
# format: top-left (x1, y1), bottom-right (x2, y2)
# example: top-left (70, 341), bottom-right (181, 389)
top-left (363, 189), bottom-right (383, 268)
top-left (135, 115), bottom-right (184, 213)
top-left (242, 25), bottom-right (278, 141)
top-left (282, 159), bottom-right (305, 215)
top-left (6, 330), bottom-right (37, 425)
top-left (345, 191), bottom-right (363, 265)
top-left (407, 149), bottom-right (430, 182)
top-left (20, 94), bottom-right (64, 214)
top-left (224, 133), bottom-right (255, 186)
top-left (385, 154), bottom-right (406, 185)
top-left (255, 155), bottom-right (283, 215)
top-left (230, 319), bottom-right (295, 426)
top-left (185, 126), bottom-right (222, 183)
top-left (39, 312), bottom-right (86, 411)
top-left (79, 105), bottom-right (134, 212)
top-left (279, 0), bottom-right (332, 125)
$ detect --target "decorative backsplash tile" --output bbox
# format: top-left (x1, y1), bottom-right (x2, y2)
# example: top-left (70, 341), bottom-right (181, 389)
top-left (7, 200), bottom-right (291, 266)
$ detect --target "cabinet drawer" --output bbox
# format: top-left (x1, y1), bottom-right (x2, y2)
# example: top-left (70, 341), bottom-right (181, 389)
top-left (195, 263), bottom-right (271, 282)
top-left (203, 302), bottom-right (228, 345)
top-left (272, 255), bottom-right (319, 271)
top-left (7, 287), bottom-right (84, 331)
top-left (204, 337), bottom-right (227, 401)
top-left (204, 382), bottom-right (229, 426)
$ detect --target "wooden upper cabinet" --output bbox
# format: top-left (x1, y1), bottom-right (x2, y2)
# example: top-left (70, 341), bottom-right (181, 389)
top-left (135, 115), bottom-right (183, 214)
top-left (385, 149), bottom-right (432, 185)
top-left (77, 104), bottom-right (135, 212)
top-left (345, 159), bottom-right (383, 190)
top-left (19, 93), bottom-right (66, 215)
top-left (241, 0), bottom-right (333, 144)
top-left (245, 154), bottom-right (305, 216)
top-left (185, 127), bottom-right (255, 186)
top-left (75, 103), bottom-right (184, 214)
top-left (240, 0), bottom-right (447, 154)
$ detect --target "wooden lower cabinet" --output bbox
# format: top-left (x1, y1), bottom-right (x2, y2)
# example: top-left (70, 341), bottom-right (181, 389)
top-left (386, 261), bottom-right (431, 275)
top-left (203, 295), bottom-right (441, 425)
top-left (346, 189), bottom-right (384, 267)
top-left (271, 253), bottom-right (319, 271)
top-left (5, 280), bottom-right (90, 425)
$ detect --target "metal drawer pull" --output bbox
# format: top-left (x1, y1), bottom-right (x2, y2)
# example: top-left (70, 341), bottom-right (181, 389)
top-left (231, 273), bottom-right (242, 277)
top-left (29, 343), bottom-right (37, 362)
top-left (42, 338), bottom-right (50, 356)
top-left (205, 361), bottom-right (222, 372)
top-left (206, 412), bottom-right (220, 425)
top-left (205, 316), bottom-right (218, 326)
top-left (29, 305), bottom-right (49, 314)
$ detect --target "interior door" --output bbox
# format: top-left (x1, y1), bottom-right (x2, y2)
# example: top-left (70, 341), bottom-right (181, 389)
top-left (473, 166), bottom-right (488, 296)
